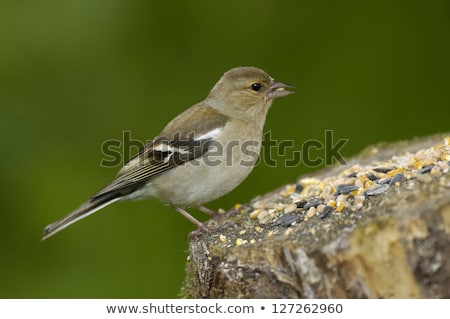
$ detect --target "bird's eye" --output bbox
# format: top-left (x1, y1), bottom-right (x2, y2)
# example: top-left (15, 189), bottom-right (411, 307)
top-left (250, 83), bottom-right (262, 92)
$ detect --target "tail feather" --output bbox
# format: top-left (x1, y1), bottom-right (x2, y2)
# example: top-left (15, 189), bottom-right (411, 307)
top-left (41, 196), bottom-right (120, 241)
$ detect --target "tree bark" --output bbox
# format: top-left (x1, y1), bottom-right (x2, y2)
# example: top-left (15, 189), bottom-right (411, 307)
top-left (181, 133), bottom-right (450, 298)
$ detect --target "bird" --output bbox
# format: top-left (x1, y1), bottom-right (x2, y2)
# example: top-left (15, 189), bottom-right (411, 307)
top-left (42, 66), bottom-right (293, 240)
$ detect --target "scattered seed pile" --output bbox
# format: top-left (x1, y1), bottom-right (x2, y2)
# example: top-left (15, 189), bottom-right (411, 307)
top-left (219, 137), bottom-right (450, 247)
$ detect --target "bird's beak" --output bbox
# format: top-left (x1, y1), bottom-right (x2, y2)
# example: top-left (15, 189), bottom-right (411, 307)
top-left (268, 81), bottom-right (295, 99)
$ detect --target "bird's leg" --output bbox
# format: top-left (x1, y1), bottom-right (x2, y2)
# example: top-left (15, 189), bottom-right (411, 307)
top-left (198, 206), bottom-right (217, 216)
top-left (179, 207), bottom-right (236, 238)
top-left (175, 207), bottom-right (209, 232)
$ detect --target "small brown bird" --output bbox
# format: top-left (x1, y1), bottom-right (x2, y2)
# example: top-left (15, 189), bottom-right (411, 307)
top-left (42, 67), bottom-right (293, 240)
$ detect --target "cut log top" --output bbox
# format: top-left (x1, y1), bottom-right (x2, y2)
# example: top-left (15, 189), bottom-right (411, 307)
top-left (182, 133), bottom-right (450, 298)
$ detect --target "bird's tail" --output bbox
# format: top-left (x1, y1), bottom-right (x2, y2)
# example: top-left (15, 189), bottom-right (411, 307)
top-left (41, 194), bottom-right (120, 241)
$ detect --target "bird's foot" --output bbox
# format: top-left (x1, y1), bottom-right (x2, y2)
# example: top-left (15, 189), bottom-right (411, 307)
top-left (175, 207), bottom-right (234, 238)
top-left (187, 220), bottom-right (236, 238)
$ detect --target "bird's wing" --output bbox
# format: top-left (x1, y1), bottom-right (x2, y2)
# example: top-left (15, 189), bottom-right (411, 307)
top-left (92, 137), bottom-right (210, 199)
top-left (91, 104), bottom-right (228, 200)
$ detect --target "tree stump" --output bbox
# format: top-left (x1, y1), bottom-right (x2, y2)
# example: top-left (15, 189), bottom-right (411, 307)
top-left (181, 133), bottom-right (450, 298)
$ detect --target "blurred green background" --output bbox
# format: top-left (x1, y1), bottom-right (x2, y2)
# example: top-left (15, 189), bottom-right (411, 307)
top-left (1, 0), bottom-right (449, 298)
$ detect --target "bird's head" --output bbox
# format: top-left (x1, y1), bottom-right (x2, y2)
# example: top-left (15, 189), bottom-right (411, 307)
top-left (206, 66), bottom-right (294, 116)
